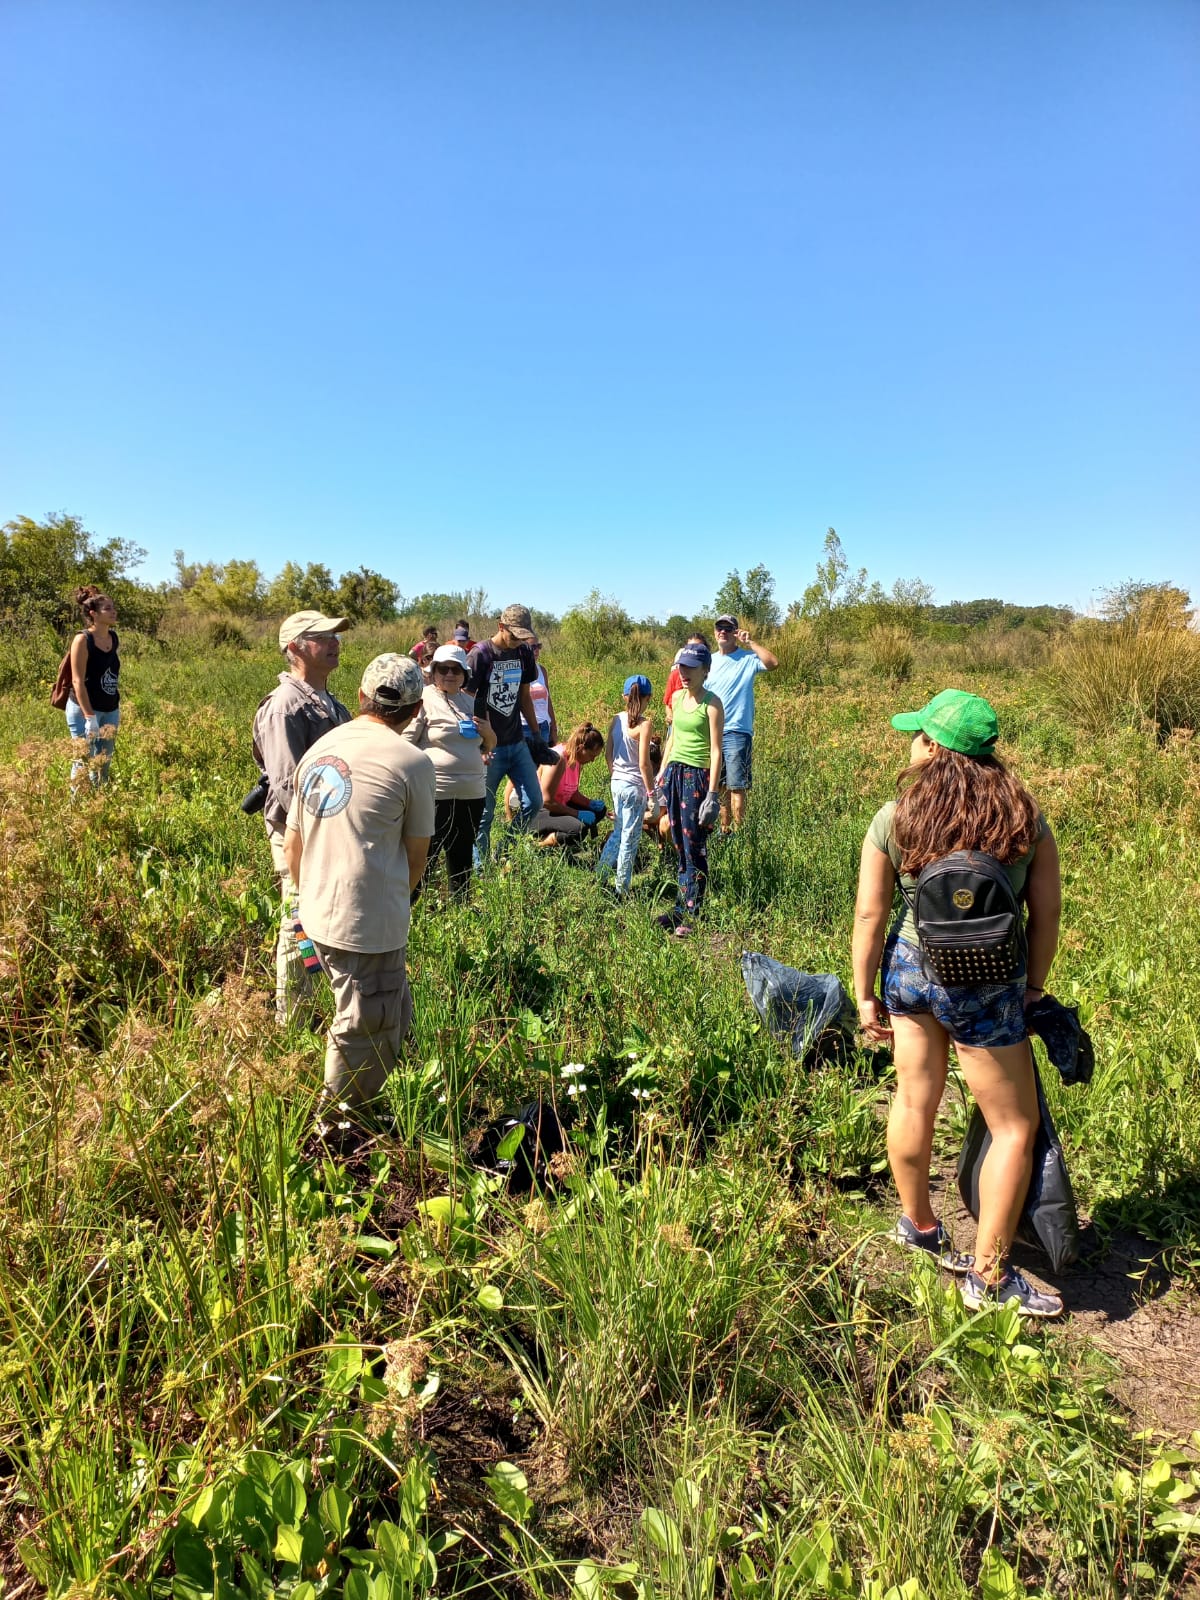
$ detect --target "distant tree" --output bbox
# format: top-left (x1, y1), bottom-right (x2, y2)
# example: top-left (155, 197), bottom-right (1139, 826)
top-left (664, 614), bottom-right (692, 643)
top-left (405, 592), bottom-right (471, 620)
top-left (862, 576), bottom-right (935, 634)
top-left (788, 530), bottom-right (867, 630)
top-left (930, 598), bottom-right (1008, 627)
top-left (928, 598), bottom-right (1074, 631)
top-left (1098, 580), bottom-right (1192, 631)
top-left (1, 512), bottom-right (147, 631)
top-left (335, 566), bottom-right (400, 622)
top-left (173, 549), bottom-right (202, 591)
top-left (399, 588), bottom-right (491, 625)
top-left (714, 564), bottom-right (780, 630)
top-left (183, 558), bottom-right (266, 617)
top-left (265, 561), bottom-right (339, 615)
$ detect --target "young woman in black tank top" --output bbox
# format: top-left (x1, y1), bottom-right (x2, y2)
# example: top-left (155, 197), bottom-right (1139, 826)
top-left (66, 585), bottom-right (121, 787)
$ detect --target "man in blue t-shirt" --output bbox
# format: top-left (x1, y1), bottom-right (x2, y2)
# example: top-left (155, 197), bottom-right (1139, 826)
top-left (705, 613), bottom-right (778, 833)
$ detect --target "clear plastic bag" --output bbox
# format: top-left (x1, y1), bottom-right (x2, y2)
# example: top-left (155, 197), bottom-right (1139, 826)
top-left (740, 952), bottom-right (855, 1065)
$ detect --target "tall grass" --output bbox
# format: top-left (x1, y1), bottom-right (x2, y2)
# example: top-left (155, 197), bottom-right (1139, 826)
top-left (866, 624), bottom-right (914, 682)
top-left (1050, 617), bottom-right (1200, 736)
top-left (2, 636), bottom-right (1200, 1595)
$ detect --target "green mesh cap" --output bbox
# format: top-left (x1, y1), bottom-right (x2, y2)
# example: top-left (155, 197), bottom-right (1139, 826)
top-left (890, 688), bottom-right (1000, 756)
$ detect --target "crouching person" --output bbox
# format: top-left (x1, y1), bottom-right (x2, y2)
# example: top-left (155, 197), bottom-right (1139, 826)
top-left (284, 654), bottom-right (435, 1132)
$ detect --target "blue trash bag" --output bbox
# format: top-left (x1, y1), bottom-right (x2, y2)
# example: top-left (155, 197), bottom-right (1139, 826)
top-left (741, 952), bottom-right (855, 1064)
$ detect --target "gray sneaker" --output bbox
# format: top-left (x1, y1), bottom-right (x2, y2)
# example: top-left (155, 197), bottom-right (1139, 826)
top-left (962, 1268), bottom-right (1064, 1319)
top-left (894, 1215), bottom-right (974, 1275)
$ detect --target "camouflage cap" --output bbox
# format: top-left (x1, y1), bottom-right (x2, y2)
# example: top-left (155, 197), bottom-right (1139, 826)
top-left (499, 603), bottom-right (535, 640)
top-left (360, 653), bottom-right (425, 708)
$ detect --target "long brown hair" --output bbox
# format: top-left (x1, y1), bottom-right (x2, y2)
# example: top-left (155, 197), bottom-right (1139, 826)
top-left (561, 721), bottom-right (604, 768)
top-left (626, 683), bottom-right (648, 729)
top-left (893, 745), bottom-right (1040, 873)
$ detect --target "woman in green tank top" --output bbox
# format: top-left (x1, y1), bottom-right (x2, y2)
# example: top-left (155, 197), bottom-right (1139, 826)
top-left (657, 644), bottom-right (724, 936)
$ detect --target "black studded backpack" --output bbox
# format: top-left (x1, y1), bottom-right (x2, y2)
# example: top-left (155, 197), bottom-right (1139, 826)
top-left (900, 850), bottom-right (1026, 987)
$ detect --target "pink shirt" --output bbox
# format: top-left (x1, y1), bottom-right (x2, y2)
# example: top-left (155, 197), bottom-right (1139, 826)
top-left (556, 758), bottom-right (582, 802)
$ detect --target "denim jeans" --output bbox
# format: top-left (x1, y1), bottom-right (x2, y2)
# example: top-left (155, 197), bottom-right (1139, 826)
top-left (598, 780), bottom-right (647, 893)
top-left (65, 702), bottom-right (120, 786)
top-left (474, 738), bottom-right (543, 867)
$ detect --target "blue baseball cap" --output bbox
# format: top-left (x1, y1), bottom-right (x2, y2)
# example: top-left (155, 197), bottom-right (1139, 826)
top-left (623, 674), bottom-right (652, 696)
top-left (677, 644), bottom-right (711, 670)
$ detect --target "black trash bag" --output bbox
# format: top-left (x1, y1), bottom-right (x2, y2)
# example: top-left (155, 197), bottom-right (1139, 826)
top-left (1025, 995), bottom-right (1095, 1087)
top-left (475, 1100), bottom-right (565, 1192)
top-left (741, 953), bottom-right (855, 1065)
top-left (956, 1058), bottom-right (1080, 1273)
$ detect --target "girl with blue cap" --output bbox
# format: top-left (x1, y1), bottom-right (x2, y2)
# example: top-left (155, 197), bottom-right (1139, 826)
top-left (597, 674), bottom-right (657, 896)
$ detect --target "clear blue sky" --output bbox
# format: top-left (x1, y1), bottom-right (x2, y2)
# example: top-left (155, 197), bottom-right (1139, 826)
top-left (2, 0), bottom-right (1196, 620)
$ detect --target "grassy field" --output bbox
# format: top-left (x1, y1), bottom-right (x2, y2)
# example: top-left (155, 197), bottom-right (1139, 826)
top-left (2, 624), bottom-right (1199, 1599)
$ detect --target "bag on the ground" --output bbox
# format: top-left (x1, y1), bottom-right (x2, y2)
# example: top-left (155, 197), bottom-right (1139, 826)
top-left (741, 953), bottom-right (855, 1065)
top-left (475, 1100), bottom-right (565, 1191)
top-left (900, 850), bottom-right (1025, 986)
top-left (956, 1058), bottom-right (1080, 1273)
top-left (50, 649), bottom-right (74, 710)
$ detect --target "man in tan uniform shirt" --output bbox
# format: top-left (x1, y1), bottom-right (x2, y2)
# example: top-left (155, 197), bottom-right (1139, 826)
top-left (285, 654), bottom-right (435, 1125)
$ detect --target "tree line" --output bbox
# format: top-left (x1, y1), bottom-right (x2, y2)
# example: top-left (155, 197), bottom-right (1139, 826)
top-left (2, 512), bottom-right (1190, 648)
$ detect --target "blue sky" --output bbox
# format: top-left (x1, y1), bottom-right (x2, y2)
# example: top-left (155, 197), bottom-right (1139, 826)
top-left (2, 0), bottom-right (1196, 620)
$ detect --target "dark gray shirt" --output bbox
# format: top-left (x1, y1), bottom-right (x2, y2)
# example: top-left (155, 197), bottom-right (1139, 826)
top-left (252, 673), bottom-right (351, 832)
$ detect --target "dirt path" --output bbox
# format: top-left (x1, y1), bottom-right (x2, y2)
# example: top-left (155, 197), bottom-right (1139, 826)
top-left (930, 1159), bottom-right (1200, 1445)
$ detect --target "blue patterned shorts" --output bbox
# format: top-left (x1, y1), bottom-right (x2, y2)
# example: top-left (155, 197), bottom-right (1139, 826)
top-left (880, 933), bottom-right (1028, 1049)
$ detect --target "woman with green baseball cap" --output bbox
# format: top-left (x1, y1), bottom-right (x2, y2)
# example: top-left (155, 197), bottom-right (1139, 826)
top-left (852, 688), bottom-right (1065, 1319)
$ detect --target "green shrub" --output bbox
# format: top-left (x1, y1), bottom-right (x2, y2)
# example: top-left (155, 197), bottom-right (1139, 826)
top-left (0, 604), bottom-right (63, 694)
top-left (207, 618), bottom-right (251, 651)
top-left (560, 589), bottom-right (634, 661)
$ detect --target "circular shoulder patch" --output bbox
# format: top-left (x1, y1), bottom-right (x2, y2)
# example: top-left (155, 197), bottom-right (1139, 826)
top-left (300, 755), bottom-right (353, 818)
top-left (952, 888), bottom-right (975, 909)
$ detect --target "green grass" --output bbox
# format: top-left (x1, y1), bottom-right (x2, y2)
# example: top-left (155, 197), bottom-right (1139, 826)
top-left (2, 632), bottom-right (1199, 1597)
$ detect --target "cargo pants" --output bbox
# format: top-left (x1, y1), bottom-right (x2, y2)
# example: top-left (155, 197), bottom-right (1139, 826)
top-left (312, 943), bottom-right (413, 1112)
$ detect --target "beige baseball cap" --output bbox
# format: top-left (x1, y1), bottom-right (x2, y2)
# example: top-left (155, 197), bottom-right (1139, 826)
top-left (360, 653), bottom-right (425, 708)
top-left (279, 610), bottom-right (351, 649)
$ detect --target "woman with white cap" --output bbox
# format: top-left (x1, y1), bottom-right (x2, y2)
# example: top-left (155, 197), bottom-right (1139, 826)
top-left (403, 643), bottom-right (496, 898)
top-left (597, 674), bottom-right (657, 896)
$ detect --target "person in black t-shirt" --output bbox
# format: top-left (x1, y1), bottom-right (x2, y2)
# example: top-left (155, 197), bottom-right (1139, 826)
top-left (66, 584), bottom-right (121, 788)
top-left (467, 604), bottom-right (544, 867)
